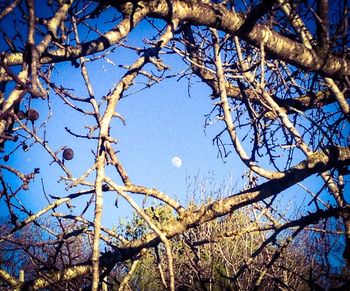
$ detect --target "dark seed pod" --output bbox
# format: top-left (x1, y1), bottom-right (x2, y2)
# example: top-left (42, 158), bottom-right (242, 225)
top-left (63, 148), bottom-right (74, 160)
top-left (27, 109), bottom-right (39, 122)
top-left (17, 110), bottom-right (26, 120)
top-left (22, 144), bottom-right (29, 152)
top-left (4, 155), bottom-right (9, 162)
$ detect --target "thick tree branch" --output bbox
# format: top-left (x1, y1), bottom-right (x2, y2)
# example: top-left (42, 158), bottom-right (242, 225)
top-left (117, 0), bottom-right (350, 77)
top-left (2, 0), bottom-right (349, 77)
top-left (2, 6), bottom-right (148, 67)
top-left (182, 27), bottom-right (345, 116)
top-left (103, 146), bottom-right (350, 266)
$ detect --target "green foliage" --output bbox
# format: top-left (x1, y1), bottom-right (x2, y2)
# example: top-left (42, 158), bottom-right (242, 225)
top-left (118, 204), bottom-right (176, 240)
top-left (118, 204), bottom-right (269, 290)
top-left (116, 201), bottom-right (346, 290)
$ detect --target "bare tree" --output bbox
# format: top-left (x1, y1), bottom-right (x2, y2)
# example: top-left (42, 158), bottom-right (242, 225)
top-left (0, 0), bottom-right (349, 290)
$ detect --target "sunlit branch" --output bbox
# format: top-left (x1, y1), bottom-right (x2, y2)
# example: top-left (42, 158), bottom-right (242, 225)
top-left (123, 185), bottom-right (185, 215)
top-left (0, 164), bottom-right (35, 184)
top-left (106, 146), bottom-right (350, 262)
top-left (155, 245), bottom-right (168, 289)
top-left (25, 0), bottom-right (40, 95)
top-left (17, 120), bottom-right (73, 179)
top-left (232, 29), bottom-right (346, 215)
top-left (29, 265), bottom-right (91, 290)
top-left (0, 0), bottom-right (73, 140)
top-left (277, 0), bottom-right (349, 116)
top-left (233, 206), bottom-right (350, 282)
top-left (211, 28), bottom-right (282, 180)
top-left (2, 0), bottom-right (348, 77)
top-left (0, 187), bottom-right (96, 243)
top-left (182, 28), bottom-right (339, 118)
top-left (72, 15), bottom-right (101, 120)
top-left (118, 256), bottom-right (140, 291)
top-left (65, 163), bottom-right (97, 190)
top-left (0, 1), bottom-right (349, 289)
top-left (2, 4), bottom-right (148, 66)
top-left (0, 0), bottom-right (21, 21)
top-left (0, 269), bottom-right (19, 289)
top-left (115, 0), bottom-right (350, 76)
top-left (276, 0), bottom-right (348, 208)
top-left (90, 17), bottom-right (180, 290)
top-left (105, 177), bottom-right (175, 291)
top-left (7, 197), bottom-right (70, 236)
top-left (53, 213), bottom-right (129, 245)
top-left (105, 141), bottom-right (131, 186)
top-left (105, 140), bottom-right (184, 212)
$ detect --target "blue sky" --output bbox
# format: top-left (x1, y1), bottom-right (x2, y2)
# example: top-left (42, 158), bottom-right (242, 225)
top-left (0, 9), bottom-right (244, 227)
top-left (1, 2), bottom-right (347, 231)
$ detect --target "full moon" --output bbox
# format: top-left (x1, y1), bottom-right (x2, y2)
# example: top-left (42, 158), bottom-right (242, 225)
top-left (171, 156), bottom-right (182, 168)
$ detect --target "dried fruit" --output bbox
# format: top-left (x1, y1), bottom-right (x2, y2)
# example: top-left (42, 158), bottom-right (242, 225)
top-left (22, 144), bottom-right (29, 152)
top-left (17, 110), bottom-right (26, 120)
top-left (27, 109), bottom-right (39, 122)
top-left (63, 148), bottom-right (74, 160)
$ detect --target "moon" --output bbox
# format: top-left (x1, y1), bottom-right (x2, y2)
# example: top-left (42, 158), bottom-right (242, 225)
top-left (171, 156), bottom-right (182, 168)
